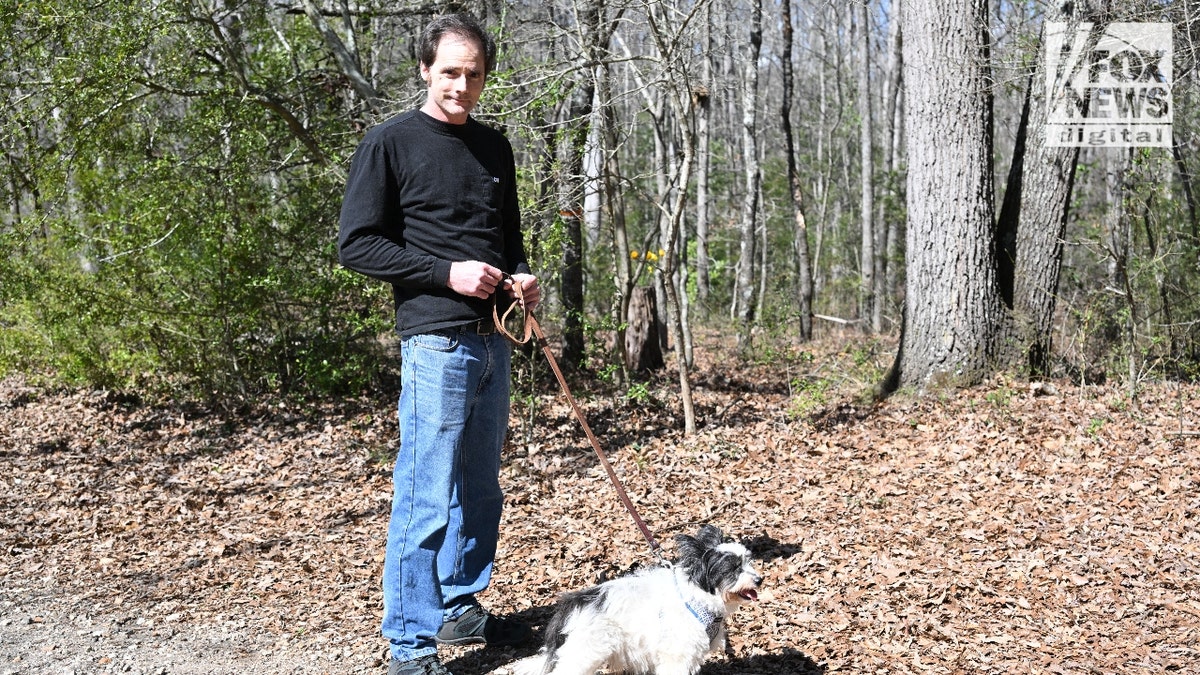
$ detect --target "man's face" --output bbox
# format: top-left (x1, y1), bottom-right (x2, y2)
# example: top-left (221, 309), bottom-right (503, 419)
top-left (419, 33), bottom-right (487, 125)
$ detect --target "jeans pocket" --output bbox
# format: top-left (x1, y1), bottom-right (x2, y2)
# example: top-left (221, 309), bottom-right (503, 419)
top-left (407, 330), bottom-right (459, 353)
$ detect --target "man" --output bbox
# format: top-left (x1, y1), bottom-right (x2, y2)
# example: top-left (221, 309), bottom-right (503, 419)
top-left (337, 13), bottom-right (540, 675)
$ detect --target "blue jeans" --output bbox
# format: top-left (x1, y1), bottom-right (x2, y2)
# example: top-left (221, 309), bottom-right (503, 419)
top-left (382, 329), bottom-right (511, 661)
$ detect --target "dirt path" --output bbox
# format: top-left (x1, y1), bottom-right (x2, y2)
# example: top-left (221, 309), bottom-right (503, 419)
top-left (1, 583), bottom-right (353, 675)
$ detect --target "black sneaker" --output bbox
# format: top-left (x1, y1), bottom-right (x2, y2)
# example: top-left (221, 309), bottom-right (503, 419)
top-left (388, 654), bottom-right (454, 675)
top-left (435, 604), bottom-right (533, 647)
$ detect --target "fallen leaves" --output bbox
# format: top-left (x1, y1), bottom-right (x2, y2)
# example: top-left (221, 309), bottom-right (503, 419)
top-left (1, 340), bottom-right (1199, 674)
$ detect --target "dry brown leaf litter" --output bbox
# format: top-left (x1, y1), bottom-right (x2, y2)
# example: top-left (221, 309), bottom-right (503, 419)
top-left (2, 337), bottom-right (1199, 674)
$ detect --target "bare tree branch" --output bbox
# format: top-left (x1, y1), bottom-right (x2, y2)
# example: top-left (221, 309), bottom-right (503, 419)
top-left (301, 0), bottom-right (384, 116)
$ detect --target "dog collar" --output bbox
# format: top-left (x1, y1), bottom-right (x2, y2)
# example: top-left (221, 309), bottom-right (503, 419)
top-left (675, 574), bottom-right (723, 641)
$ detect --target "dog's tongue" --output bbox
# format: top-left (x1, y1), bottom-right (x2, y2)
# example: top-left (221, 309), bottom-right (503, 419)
top-left (740, 589), bottom-right (759, 601)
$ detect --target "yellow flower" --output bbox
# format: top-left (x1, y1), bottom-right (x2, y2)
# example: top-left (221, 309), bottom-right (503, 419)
top-left (630, 251), bottom-right (640, 259)
top-left (647, 251), bottom-right (659, 262)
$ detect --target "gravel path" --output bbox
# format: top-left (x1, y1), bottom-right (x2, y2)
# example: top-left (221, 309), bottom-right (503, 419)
top-left (1, 583), bottom-right (376, 675)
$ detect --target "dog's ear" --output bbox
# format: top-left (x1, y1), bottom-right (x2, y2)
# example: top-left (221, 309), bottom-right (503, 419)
top-left (674, 532), bottom-right (703, 560)
top-left (695, 524), bottom-right (726, 548)
top-left (675, 525), bottom-right (729, 568)
top-left (674, 533), bottom-right (719, 591)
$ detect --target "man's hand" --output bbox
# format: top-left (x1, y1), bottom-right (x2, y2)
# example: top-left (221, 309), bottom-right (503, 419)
top-left (505, 273), bottom-right (541, 311)
top-left (447, 261), bottom-right (505, 300)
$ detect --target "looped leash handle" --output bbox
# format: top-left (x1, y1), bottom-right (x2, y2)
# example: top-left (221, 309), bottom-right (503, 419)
top-left (493, 276), bottom-right (534, 346)
top-left (492, 275), bottom-right (663, 561)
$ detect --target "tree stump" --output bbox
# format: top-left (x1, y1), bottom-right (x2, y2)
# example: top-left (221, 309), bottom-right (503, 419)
top-left (625, 286), bottom-right (665, 373)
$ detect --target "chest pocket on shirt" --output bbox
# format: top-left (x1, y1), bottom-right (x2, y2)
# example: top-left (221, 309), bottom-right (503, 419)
top-left (459, 173), bottom-right (502, 213)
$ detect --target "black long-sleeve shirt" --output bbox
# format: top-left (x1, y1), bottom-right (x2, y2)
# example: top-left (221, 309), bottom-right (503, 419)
top-left (338, 110), bottom-right (531, 336)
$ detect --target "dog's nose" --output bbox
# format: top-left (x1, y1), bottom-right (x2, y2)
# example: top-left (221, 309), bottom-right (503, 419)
top-left (752, 573), bottom-right (764, 586)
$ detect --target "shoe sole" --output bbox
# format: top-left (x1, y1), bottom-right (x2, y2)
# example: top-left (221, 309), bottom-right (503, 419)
top-left (435, 631), bottom-right (531, 647)
top-left (434, 635), bottom-right (487, 646)
top-left (437, 635), bottom-right (534, 647)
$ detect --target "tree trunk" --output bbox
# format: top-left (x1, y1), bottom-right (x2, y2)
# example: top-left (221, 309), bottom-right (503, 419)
top-left (647, 90), bottom-right (672, 357)
top-left (857, 0), bottom-right (877, 333)
top-left (695, 11), bottom-right (713, 307)
top-left (642, 0), bottom-right (700, 434)
top-left (605, 92), bottom-right (634, 386)
top-left (780, 0), bottom-right (813, 340)
top-left (885, 0), bottom-right (1006, 394)
top-left (734, 0), bottom-right (763, 355)
top-left (559, 202), bottom-right (586, 368)
top-left (1106, 149), bottom-right (1139, 394)
top-left (557, 74), bottom-right (595, 371)
top-left (880, 0), bottom-right (904, 326)
top-left (756, 177), bottom-right (768, 323)
top-left (625, 286), bottom-right (664, 373)
top-left (1171, 139), bottom-right (1199, 242)
top-left (996, 6), bottom-right (1089, 376)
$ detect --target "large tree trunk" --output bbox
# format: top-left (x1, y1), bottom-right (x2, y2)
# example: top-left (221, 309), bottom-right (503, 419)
top-left (885, 0), bottom-right (1006, 393)
top-left (996, 6), bottom-right (1090, 376)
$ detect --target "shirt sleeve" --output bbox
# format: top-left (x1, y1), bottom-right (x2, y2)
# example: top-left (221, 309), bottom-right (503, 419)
top-left (336, 138), bottom-right (453, 288)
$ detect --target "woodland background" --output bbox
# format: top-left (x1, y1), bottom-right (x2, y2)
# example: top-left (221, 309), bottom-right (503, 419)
top-left (3, 0), bottom-right (1199, 403)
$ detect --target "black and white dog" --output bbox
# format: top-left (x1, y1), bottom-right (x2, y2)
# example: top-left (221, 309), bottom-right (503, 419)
top-left (516, 525), bottom-right (763, 675)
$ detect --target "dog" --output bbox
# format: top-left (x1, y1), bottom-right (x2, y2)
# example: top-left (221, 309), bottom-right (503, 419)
top-left (515, 525), bottom-right (763, 675)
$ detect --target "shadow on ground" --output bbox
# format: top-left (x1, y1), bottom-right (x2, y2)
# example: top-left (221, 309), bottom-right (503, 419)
top-left (442, 601), bottom-right (823, 675)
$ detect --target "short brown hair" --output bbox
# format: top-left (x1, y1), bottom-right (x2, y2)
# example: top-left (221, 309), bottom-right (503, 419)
top-left (418, 14), bottom-right (497, 77)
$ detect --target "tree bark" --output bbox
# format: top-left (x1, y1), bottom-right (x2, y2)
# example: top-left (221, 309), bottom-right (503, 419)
top-left (625, 286), bottom-right (664, 373)
top-left (733, 0), bottom-right (763, 355)
top-left (857, 0), bottom-right (877, 333)
top-left (880, 0), bottom-right (904, 326)
top-left (781, 0), bottom-right (813, 340)
top-left (996, 6), bottom-right (1093, 376)
top-left (695, 9), bottom-right (713, 308)
top-left (557, 75), bottom-right (595, 371)
top-left (885, 0), bottom-right (1006, 393)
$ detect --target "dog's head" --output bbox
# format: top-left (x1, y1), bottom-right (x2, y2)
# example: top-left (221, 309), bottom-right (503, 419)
top-left (674, 525), bottom-right (763, 609)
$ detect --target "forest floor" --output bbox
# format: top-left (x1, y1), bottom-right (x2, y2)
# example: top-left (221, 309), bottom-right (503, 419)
top-left (2, 330), bottom-right (1199, 675)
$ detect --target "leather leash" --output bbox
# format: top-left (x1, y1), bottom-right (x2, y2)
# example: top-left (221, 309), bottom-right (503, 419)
top-left (493, 279), bottom-right (664, 562)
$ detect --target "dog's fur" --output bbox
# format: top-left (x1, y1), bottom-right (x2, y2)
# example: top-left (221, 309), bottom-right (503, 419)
top-left (515, 525), bottom-right (762, 675)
